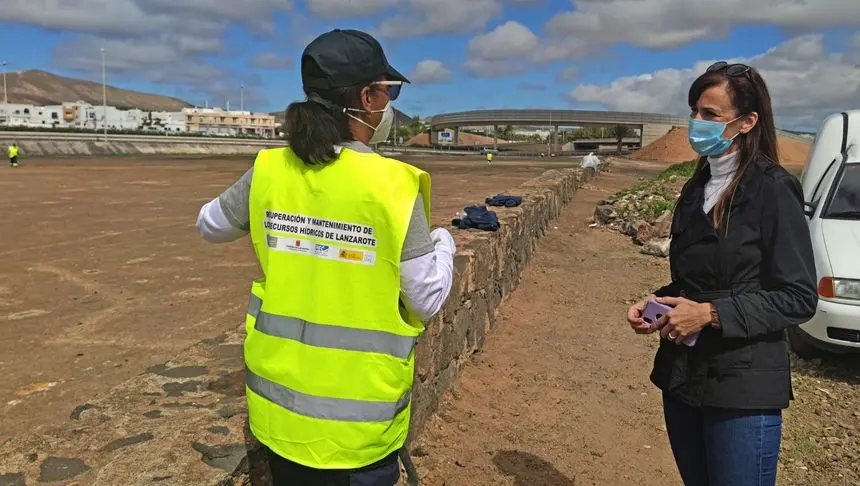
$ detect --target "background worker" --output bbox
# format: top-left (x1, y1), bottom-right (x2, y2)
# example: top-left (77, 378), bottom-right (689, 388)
top-left (8, 143), bottom-right (19, 167)
top-left (486, 150), bottom-right (493, 165)
top-left (196, 28), bottom-right (455, 485)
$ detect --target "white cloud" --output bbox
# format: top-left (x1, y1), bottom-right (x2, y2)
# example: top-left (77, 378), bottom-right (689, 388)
top-left (852, 32), bottom-right (860, 50)
top-left (409, 60), bottom-right (453, 84)
top-left (250, 53), bottom-right (295, 70)
top-left (468, 21), bottom-right (539, 61)
top-left (378, 0), bottom-right (503, 37)
top-left (1, 0), bottom-right (294, 108)
top-left (567, 35), bottom-right (860, 130)
top-left (307, 0), bottom-right (399, 18)
top-left (546, 0), bottom-right (860, 51)
top-left (464, 58), bottom-right (525, 77)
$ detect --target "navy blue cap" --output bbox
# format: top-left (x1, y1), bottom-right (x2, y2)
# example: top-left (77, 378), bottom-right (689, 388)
top-left (301, 29), bottom-right (409, 91)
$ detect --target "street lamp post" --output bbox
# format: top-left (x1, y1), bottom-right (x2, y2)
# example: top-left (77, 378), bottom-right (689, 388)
top-left (101, 48), bottom-right (107, 143)
top-left (240, 84), bottom-right (244, 112)
top-left (2, 61), bottom-right (7, 106)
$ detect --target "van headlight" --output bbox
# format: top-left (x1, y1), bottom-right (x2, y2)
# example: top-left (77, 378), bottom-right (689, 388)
top-left (819, 277), bottom-right (860, 300)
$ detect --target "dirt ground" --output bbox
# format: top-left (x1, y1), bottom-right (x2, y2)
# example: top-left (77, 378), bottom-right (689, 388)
top-left (413, 162), bottom-right (860, 486)
top-left (0, 154), bottom-right (576, 440)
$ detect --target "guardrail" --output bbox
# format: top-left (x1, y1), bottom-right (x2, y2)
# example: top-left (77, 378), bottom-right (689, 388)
top-left (0, 131), bottom-right (287, 147)
top-left (429, 109), bottom-right (690, 128)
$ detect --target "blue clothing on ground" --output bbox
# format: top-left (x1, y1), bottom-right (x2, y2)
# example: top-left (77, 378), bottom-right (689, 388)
top-left (485, 194), bottom-right (523, 207)
top-left (452, 205), bottom-right (500, 231)
top-left (663, 393), bottom-right (782, 486)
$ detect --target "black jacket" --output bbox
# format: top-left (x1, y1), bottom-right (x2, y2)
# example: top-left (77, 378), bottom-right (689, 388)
top-left (650, 155), bottom-right (818, 410)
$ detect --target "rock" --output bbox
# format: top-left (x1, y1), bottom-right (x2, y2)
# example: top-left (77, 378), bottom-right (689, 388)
top-left (207, 426), bottom-right (231, 436)
top-left (641, 238), bottom-right (670, 258)
top-left (634, 220), bottom-right (654, 245)
top-left (619, 220), bottom-right (637, 237)
top-left (69, 403), bottom-right (97, 421)
top-left (0, 473), bottom-right (26, 486)
top-left (147, 364), bottom-right (209, 379)
top-left (655, 210), bottom-right (673, 224)
top-left (162, 380), bottom-right (203, 397)
top-left (101, 433), bottom-right (155, 453)
top-left (39, 457), bottom-right (91, 483)
top-left (653, 217), bottom-right (672, 239)
top-left (594, 204), bottom-right (616, 224)
top-left (191, 442), bottom-right (248, 473)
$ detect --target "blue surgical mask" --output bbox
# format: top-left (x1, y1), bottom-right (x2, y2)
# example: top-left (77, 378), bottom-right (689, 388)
top-left (688, 116), bottom-right (742, 157)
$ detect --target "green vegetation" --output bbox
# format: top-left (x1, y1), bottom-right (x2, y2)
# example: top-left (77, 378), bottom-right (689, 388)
top-left (656, 159), bottom-right (698, 181)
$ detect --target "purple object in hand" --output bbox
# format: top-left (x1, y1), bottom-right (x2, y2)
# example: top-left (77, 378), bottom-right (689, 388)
top-left (642, 300), bottom-right (699, 347)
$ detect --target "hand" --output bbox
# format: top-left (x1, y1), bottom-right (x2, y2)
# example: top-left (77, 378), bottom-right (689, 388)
top-left (430, 228), bottom-right (455, 252)
top-left (627, 294), bottom-right (657, 334)
top-left (654, 296), bottom-right (713, 344)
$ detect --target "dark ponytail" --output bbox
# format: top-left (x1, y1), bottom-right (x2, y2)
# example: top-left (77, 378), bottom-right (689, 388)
top-left (284, 85), bottom-right (365, 166)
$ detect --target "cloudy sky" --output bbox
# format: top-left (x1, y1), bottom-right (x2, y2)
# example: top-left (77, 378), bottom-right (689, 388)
top-left (1, 0), bottom-right (859, 130)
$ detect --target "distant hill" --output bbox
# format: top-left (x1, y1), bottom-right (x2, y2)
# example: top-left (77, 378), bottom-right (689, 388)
top-left (271, 107), bottom-right (415, 125)
top-left (3, 69), bottom-right (191, 111)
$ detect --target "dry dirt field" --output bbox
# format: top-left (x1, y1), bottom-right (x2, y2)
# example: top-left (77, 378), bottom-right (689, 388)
top-left (3, 153), bottom-right (857, 486)
top-left (0, 154), bottom-right (576, 440)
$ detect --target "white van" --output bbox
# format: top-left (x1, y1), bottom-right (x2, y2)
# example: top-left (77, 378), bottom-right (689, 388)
top-left (790, 111), bottom-right (860, 357)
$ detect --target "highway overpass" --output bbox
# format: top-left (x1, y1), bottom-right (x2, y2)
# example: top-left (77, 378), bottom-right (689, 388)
top-left (428, 109), bottom-right (689, 149)
top-left (427, 109), bottom-right (812, 150)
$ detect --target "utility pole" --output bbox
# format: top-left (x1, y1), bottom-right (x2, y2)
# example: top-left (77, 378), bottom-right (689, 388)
top-left (240, 84), bottom-right (244, 112)
top-left (101, 48), bottom-right (107, 143)
top-left (2, 61), bottom-right (7, 105)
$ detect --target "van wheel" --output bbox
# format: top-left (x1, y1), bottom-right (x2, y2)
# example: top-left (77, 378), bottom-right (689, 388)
top-left (787, 327), bottom-right (823, 360)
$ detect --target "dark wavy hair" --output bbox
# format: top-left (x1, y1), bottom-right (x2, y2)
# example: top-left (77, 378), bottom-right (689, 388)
top-left (687, 66), bottom-right (779, 226)
top-left (283, 85), bottom-right (365, 167)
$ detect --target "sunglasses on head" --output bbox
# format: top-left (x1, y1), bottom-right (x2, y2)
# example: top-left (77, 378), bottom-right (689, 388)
top-left (706, 61), bottom-right (752, 77)
top-left (371, 81), bottom-right (402, 101)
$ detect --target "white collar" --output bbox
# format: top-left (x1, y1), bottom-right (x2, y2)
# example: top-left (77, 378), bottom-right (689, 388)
top-left (707, 151), bottom-right (739, 178)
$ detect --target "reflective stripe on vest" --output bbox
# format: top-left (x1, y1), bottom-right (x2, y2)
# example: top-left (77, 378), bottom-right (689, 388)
top-left (246, 366), bottom-right (412, 423)
top-left (247, 294), bottom-right (416, 360)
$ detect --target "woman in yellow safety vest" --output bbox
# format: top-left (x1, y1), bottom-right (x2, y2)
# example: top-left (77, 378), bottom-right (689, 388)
top-left (197, 28), bottom-right (456, 485)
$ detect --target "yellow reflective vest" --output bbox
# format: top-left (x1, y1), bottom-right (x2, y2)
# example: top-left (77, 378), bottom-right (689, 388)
top-left (244, 145), bottom-right (431, 469)
top-left (8, 146), bottom-right (18, 158)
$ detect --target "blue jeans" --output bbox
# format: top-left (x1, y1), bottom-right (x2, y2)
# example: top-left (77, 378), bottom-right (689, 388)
top-left (663, 394), bottom-right (782, 486)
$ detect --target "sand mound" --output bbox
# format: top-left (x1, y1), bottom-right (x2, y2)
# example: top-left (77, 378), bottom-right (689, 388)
top-left (407, 131), bottom-right (509, 146)
top-left (777, 138), bottom-right (811, 171)
top-left (632, 127), bottom-right (810, 170)
top-left (631, 127), bottom-right (697, 163)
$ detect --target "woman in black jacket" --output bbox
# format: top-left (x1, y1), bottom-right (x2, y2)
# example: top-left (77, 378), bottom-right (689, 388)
top-left (626, 62), bottom-right (818, 486)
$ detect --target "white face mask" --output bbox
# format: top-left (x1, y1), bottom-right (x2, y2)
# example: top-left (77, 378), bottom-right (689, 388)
top-left (345, 101), bottom-right (394, 144)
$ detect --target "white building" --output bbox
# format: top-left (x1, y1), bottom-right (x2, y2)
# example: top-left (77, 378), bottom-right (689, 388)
top-left (0, 101), bottom-right (272, 137)
top-left (150, 111), bottom-right (186, 133)
top-left (0, 103), bottom-right (67, 128)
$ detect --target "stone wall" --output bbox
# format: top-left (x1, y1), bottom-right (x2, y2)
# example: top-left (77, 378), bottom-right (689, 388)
top-left (0, 167), bottom-right (595, 486)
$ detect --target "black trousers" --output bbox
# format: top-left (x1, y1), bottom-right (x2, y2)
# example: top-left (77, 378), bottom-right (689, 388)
top-left (266, 448), bottom-right (400, 486)
top-left (9, 156), bottom-right (17, 165)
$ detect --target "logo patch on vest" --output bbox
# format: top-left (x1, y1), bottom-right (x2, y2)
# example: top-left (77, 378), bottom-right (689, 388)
top-left (263, 211), bottom-right (379, 265)
top-left (265, 235), bottom-right (376, 266)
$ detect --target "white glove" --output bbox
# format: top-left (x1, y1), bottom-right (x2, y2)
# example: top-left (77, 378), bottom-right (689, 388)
top-left (430, 228), bottom-right (456, 254)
